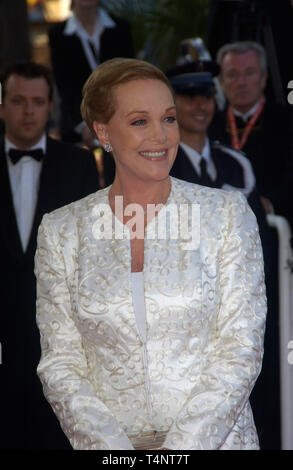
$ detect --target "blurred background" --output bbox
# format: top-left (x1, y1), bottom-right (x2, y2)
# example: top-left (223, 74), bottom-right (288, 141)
top-left (1, 1), bottom-right (293, 106)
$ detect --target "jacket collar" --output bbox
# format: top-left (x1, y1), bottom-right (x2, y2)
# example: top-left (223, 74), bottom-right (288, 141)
top-left (64, 8), bottom-right (115, 38)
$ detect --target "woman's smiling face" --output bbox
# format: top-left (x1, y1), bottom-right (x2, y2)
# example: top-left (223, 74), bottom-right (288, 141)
top-left (94, 78), bottom-right (180, 184)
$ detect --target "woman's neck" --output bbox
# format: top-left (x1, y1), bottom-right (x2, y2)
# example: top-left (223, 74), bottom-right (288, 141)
top-left (109, 175), bottom-right (171, 214)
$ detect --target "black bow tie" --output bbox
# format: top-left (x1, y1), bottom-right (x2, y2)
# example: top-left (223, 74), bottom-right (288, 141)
top-left (9, 148), bottom-right (44, 164)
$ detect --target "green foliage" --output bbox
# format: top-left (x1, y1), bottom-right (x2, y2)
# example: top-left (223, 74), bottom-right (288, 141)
top-left (102, 0), bottom-right (210, 69)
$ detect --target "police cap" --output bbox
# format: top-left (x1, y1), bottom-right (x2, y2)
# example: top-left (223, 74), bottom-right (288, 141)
top-left (166, 60), bottom-right (220, 97)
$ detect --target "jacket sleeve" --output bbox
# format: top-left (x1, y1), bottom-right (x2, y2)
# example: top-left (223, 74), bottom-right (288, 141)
top-left (35, 214), bottom-right (134, 450)
top-left (164, 191), bottom-right (267, 450)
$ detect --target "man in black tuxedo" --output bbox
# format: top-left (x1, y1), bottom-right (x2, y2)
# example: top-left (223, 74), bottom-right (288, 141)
top-left (208, 41), bottom-right (293, 229)
top-left (0, 61), bottom-right (100, 449)
top-left (167, 61), bottom-right (280, 449)
top-left (48, 0), bottom-right (135, 145)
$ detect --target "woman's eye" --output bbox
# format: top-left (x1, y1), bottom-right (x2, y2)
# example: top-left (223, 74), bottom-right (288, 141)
top-left (131, 119), bottom-right (146, 126)
top-left (165, 116), bottom-right (177, 123)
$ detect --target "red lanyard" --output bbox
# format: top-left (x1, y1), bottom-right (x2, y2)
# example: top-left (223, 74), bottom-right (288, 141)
top-left (228, 96), bottom-right (266, 150)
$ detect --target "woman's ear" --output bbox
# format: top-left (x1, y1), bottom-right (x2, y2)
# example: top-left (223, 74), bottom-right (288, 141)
top-left (93, 121), bottom-right (109, 147)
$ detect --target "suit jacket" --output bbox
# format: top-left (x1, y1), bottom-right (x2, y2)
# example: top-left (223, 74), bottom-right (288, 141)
top-left (35, 177), bottom-right (266, 450)
top-left (48, 14), bottom-right (134, 142)
top-left (0, 136), bottom-right (100, 449)
top-left (208, 101), bottom-right (293, 228)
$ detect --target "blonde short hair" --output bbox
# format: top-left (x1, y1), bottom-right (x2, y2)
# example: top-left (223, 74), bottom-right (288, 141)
top-left (81, 58), bottom-right (173, 133)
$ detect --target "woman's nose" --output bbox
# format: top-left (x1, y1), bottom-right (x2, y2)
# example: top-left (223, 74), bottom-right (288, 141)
top-left (151, 122), bottom-right (167, 143)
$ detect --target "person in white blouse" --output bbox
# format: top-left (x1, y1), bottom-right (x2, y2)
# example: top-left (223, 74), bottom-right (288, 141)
top-left (35, 58), bottom-right (267, 450)
top-left (48, 0), bottom-right (134, 146)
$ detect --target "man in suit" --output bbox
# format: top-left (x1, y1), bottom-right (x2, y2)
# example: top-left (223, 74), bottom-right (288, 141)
top-left (48, 0), bottom-right (135, 145)
top-left (167, 61), bottom-right (280, 449)
top-left (0, 61), bottom-right (100, 449)
top-left (208, 41), bottom-right (293, 229)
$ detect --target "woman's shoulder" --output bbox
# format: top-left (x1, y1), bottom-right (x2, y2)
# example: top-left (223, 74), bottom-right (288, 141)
top-left (170, 178), bottom-right (256, 241)
top-left (170, 176), bottom-right (247, 208)
top-left (41, 187), bottom-right (110, 230)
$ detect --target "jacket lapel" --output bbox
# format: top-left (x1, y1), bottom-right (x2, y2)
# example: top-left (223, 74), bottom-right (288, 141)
top-left (26, 137), bottom-right (59, 258)
top-left (0, 137), bottom-right (24, 260)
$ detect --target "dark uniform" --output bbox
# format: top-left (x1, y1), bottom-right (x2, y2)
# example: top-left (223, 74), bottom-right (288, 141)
top-left (167, 60), bottom-right (281, 449)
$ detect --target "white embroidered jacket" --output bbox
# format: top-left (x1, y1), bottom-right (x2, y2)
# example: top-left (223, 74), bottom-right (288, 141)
top-left (35, 177), bottom-right (267, 450)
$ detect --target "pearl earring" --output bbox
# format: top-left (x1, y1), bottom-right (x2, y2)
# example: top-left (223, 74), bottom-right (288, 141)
top-left (104, 143), bottom-right (112, 153)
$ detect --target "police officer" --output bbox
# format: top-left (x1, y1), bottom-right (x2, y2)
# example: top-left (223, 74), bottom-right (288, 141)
top-left (166, 61), bottom-right (255, 197)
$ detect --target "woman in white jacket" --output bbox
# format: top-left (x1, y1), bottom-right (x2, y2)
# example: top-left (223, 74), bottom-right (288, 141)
top-left (35, 58), bottom-right (266, 450)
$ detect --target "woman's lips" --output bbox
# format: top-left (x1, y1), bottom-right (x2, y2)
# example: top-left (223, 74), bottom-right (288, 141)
top-left (139, 150), bottom-right (167, 160)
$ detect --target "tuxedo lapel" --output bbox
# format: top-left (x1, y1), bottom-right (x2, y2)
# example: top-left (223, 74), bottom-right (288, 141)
top-left (26, 137), bottom-right (61, 258)
top-left (0, 138), bottom-right (24, 260)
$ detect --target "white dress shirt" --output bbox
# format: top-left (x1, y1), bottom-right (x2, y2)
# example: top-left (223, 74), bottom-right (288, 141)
top-left (232, 99), bottom-right (261, 122)
top-left (180, 137), bottom-right (217, 181)
top-left (6, 134), bottom-right (46, 252)
top-left (64, 8), bottom-right (115, 135)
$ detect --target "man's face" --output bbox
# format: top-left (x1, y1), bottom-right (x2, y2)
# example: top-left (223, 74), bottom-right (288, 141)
top-left (0, 74), bottom-right (52, 148)
top-left (175, 94), bottom-right (215, 138)
top-left (220, 50), bottom-right (267, 113)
